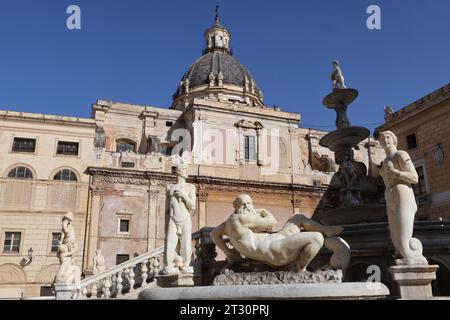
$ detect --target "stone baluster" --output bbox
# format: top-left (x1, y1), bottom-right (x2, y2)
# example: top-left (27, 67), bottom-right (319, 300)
top-left (154, 256), bottom-right (161, 275)
top-left (102, 276), bottom-right (112, 298)
top-left (91, 282), bottom-right (98, 298)
top-left (110, 274), bottom-right (117, 297)
top-left (128, 267), bottom-right (136, 292)
top-left (141, 261), bottom-right (148, 286)
top-left (116, 271), bottom-right (123, 296)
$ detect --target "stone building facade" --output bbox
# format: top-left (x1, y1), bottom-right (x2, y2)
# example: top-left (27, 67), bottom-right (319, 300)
top-left (0, 111), bottom-right (95, 297)
top-left (376, 83), bottom-right (450, 220)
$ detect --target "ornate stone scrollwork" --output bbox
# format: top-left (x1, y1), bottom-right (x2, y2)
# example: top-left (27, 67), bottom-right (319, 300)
top-left (234, 120), bottom-right (264, 130)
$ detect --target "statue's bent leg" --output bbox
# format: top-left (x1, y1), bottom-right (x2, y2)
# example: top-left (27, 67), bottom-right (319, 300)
top-left (324, 237), bottom-right (350, 272)
top-left (296, 232), bottom-right (324, 272)
top-left (179, 218), bottom-right (193, 273)
top-left (270, 232), bottom-right (324, 272)
top-left (164, 219), bottom-right (178, 273)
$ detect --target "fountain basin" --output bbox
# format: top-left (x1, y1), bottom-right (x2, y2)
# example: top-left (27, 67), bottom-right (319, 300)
top-left (323, 88), bottom-right (359, 109)
top-left (319, 127), bottom-right (370, 151)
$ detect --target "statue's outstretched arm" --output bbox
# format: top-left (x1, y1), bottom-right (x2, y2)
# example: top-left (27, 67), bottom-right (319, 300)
top-left (288, 214), bottom-right (343, 237)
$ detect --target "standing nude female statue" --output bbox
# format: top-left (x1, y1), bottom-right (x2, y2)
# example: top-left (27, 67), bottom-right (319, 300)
top-left (378, 131), bottom-right (427, 265)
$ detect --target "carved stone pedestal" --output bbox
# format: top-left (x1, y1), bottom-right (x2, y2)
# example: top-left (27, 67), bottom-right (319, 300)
top-left (53, 283), bottom-right (77, 300)
top-left (389, 264), bottom-right (438, 300)
top-left (213, 270), bottom-right (343, 286)
top-left (156, 273), bottom-right (195, 288)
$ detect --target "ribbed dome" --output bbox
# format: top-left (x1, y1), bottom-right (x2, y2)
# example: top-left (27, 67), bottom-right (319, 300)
top-left (178, 51), bottom-right (260, 92)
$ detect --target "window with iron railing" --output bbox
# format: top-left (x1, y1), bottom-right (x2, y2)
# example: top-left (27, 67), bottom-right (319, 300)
top-left (12, 138), bottom-right (36, 153)
top-left (413, 166), bottom-right (427, 197)
top-left (57, 141), bottom-right (79, 156)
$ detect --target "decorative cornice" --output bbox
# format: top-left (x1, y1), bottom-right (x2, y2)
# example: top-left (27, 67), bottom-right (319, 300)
top-left (192, 176), bottom-right (327, 196)
top-left (86, 167), bottom-right (327, 196)
top-left (87, 167), bottom-right (176, 186)
top-left (234, 119), bottom-right (264, 130)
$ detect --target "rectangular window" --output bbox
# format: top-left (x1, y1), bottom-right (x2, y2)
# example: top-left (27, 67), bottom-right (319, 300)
top-left (3, 232), bottom-right (21, 253)
top-left (119, 219), bottom-right (130, 233)
top-left (313, 180), bottom-right (322, 187)
top-left (407, 134), bottom-right (418, 150)
top-left (166, 121), bottom-right (173, 127)
top-left (51, 233), bottom-right (61, 253)
top-left (121, 162), bottom-right (135, 168)
top-left (244, 136), bottom-right (256, 161)
top-left (413, 166), bottom-right (427, 197)
top-left (12, 138), bottom-right (36, 153)
top-left (57, 141), bottom-right (79, 156)
top-left (116, 254), bottom-right (130, 265)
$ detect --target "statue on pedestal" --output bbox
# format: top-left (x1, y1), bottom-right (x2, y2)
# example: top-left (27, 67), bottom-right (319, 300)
top-left (378, 131), bottom-right (427, 265)
top-left (211, 194), bottom-right (350, 273)
top-left (162, 163), bottom-right (196, 275)
top-left (93, 250), bottom-right (106, 274)
top-left (54, 212), bottom-right (81, 284)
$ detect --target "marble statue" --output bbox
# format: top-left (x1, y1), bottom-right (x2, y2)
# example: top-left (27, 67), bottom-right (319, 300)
top-left (384, 106), bottom-right (394, 120)
top-left (331, 60), bottom-right (347, 89)
top-left (378, 131), bottom-right (427, 265)
top-left (211, 194), bottom-right (350, 272)
top-left (54, 212), bottom-right (81, 284)
top-left (93, 250), bottom-right (106, 274)
top-left (162, 163), bottom-right (196, 274)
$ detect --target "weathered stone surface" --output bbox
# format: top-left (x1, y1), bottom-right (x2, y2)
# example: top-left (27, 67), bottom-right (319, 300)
top-left (139, 283), bottom-right (390, 300)
top-left (389, 264), bottom-right (438, 299)
top-left (213, 270), bottom-right (342, 286)
top-left (156, 273), bottom-right (195, 288)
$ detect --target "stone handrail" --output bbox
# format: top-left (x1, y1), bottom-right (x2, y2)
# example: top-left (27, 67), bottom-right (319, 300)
top-left (73, 246), bottom-right (164, 299)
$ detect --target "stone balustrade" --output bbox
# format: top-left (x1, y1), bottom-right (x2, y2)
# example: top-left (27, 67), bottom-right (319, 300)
top-left (70, 247), bottom-right (164, 299)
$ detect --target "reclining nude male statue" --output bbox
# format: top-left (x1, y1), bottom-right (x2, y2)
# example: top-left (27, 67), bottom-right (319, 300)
top-left (211, 194), bottom-right (350, 273)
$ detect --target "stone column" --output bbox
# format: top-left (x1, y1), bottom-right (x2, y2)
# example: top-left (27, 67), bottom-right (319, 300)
top-left (256, 129), bottom-right (263, 166)
top-left (147, 190), bottom-right (159, 251)
top-left (85, 184), bottom-right (103, 273)
top-left (389, 264), bottom-right (439, 299)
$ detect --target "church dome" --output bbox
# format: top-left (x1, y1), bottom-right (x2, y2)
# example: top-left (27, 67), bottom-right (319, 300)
top-left (171, 10), bottom-right (264, 110)
top-left (179, 51), bottom-right (261, 94)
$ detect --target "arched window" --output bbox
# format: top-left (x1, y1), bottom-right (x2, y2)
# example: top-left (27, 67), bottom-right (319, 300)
top-left (116, 139), bottom-right (136, 153)
top-left (53, 169), bottom-right (78, 182)
top-left (7, 166), bottom-right (33, 179)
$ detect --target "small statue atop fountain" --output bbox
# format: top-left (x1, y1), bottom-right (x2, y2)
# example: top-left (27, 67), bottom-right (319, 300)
top-left (331, 60), bottom-right (347, 89)
top-left (378, 131), bottom-right (427, 265)
top-left (211, 194), bottom-right (350, 273)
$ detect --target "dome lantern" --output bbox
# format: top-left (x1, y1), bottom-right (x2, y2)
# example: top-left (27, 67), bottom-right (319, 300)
top-left (203, 6), bottom-right (231, 54)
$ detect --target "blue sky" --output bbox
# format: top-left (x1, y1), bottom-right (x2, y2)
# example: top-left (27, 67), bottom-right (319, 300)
top-left (0, 0), bottom-right (449, 134)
